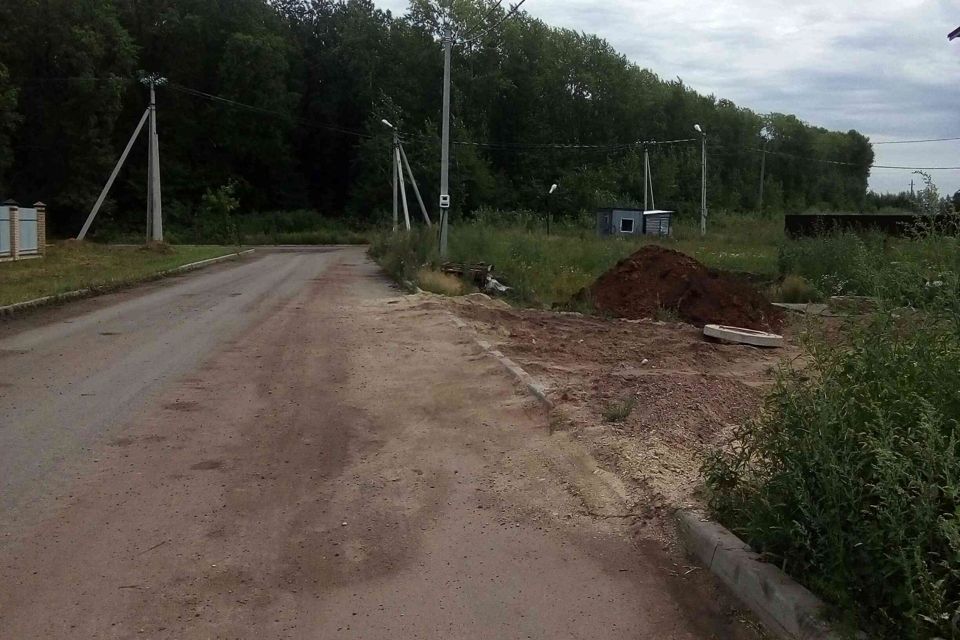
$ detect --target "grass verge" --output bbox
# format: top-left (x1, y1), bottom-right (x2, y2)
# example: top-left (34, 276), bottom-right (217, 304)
top-left (370, 214), bottom-right (782, 307)
top-left (703, 226), bottom-right (960, 639)
top-left (0, 243), bottom-right (241, 307)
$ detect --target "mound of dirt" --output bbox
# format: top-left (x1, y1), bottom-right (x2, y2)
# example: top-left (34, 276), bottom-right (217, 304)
top-left (586, 246), bottom-right (784, 331)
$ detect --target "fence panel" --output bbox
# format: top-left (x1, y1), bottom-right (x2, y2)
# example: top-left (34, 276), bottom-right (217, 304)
top-left (18, 207), bottom-right (38, 254)
top-left (0, 206), bottom-right (9, 256)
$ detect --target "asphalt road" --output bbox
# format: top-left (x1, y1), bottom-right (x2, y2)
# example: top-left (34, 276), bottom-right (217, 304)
top-left (0, 247), bottom-right (758, 639)
top-left (0, 248), bottom-right (346, 523)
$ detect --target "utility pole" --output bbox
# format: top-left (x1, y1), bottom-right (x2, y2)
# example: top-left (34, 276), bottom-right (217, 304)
top-left (643, 147), bottom-right (656, 211)
top-left (79, 74), bottom-right (164, 241)
top-left (695, 124), bottom-right (707, 235)
top-left (146, 77), bottom-right (163, 242)
top-left (910, 179), bottom-right (915, 198)
top-left (643, 147), bottom-right (649, 212)
top-left (392, 129), bottom-right (399, 231)
top-left (438, 23), bottom-right (453, 257)
top-left (758, 146), bottom-right (767, 214)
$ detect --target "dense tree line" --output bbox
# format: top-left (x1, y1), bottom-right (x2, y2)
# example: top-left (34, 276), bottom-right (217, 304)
top-left (0, 0), bottom-right (876, 237)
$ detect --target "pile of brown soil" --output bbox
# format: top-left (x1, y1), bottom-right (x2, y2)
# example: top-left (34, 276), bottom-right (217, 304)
top-left (585, 245), bottom-right (784, 331)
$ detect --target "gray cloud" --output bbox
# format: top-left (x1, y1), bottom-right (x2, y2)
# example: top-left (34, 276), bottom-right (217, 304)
top-left (377, 0), bottom-right (960, 194)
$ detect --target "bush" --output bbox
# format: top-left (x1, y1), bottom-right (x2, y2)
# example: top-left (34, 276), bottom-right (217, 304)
top-left (601, 397), bottom-right (637, 423)
top-left (194, 183), bottom-right (241, 246)
top-left (704, 254), bottom-right (960, 638)
top-left (368, 228), bottom-right (437, 285)
top-left (769, 274), bottom-right (821, 303)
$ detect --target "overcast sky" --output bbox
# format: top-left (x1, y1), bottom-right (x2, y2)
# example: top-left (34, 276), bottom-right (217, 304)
top-left (376, 0), bottom-right (960, 196)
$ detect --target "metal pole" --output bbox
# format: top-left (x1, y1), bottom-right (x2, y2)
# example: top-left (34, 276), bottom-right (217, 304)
top-left (439, 25), bottom-right (452, 257)
top-left (643, 148), bottom-right (649, 212)
top-left (700, 134), bottom-right (707, 236)
top-left (392, 131), bottom-right (399, 231)
top-left (396, 146), bottom-right (412, 231)
top-left (399, 143), bottom-right (431, 226)
top-left (758, 147), bottom-right (766, 214)
top-left (148, 80), bottom-right (163, 242)
top-left (78, 108), bottom-right (150, 240)
top-left (646, 149), bottom-right (656, 210)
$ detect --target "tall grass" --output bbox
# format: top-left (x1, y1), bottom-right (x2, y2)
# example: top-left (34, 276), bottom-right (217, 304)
top-left (370, 213), bottom-right (783, 306)
top-left (704, 226), bottom-right (960, 639)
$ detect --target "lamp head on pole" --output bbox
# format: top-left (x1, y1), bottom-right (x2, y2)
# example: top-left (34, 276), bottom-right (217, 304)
top-left (549, 184), bottom-right (558, 195)
top-left (694, 123), bottom-right (704, 135)
top-left (381, 119), bottom-right (395, 130)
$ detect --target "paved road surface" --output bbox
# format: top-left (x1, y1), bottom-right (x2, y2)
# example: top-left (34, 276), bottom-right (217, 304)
top-left (0, 247), bottom-right (757, 639)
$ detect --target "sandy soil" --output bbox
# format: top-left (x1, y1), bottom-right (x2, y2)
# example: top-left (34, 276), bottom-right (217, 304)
top-left (444, 294), bottom-right (800, 541)
top-left (0, 249), bottom-right (763, 639)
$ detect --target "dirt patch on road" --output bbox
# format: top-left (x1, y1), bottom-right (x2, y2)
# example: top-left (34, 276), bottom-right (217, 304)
top-left (448, 294), bottom-right (798, 541)
top-left (583, 245), bottom-right (784, 331)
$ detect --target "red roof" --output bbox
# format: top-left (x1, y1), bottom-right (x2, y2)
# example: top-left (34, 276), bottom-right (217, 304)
top-left (951, 26), bottom-right (960, 40)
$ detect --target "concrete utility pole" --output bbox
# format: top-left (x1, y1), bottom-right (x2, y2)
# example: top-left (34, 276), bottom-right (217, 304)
top-left (643, 147), bottom-right (656, 211)
top-left (391, 128), bottom-right (399, 231)
top-left (147, 78), bottom-right (163, 242)
top-left (758, 146), bottom-right (767, 214)
top-left (438, 23), bottom-right (453, 257)
top-left (79, 74), bottom-right (165, 241)
top-left (695, 124), bottom-right (707, 235)
top-left (399, 144), bottom-right (431, 226)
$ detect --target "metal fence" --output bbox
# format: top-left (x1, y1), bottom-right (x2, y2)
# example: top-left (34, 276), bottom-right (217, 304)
top-left (0, 206), bottom-right (9, 256)
top-left (18, 207), bottom-right (38, 254)
top-left (0, 202), bottom-right (45, 260)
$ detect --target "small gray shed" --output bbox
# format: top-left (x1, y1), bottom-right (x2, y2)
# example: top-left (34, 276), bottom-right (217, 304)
top-left (596, 208), bottom-right (673, 237)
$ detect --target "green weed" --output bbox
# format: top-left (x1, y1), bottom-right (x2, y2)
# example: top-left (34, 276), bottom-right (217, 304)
top-left (602, 397), bottom-right (637, 423)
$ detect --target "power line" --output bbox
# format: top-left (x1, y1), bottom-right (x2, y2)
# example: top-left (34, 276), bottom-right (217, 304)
top-left (460, 0), bottom-right (506, 40)
top-left (461, 0), bottom-right (528, 44)
top-left (743, 146), bottom-right (960, 171)
top-left (159, 82), bottom-right (960, 170)
top-left (164, 82), bottom-right (373, 139)
top-left (873, 136), bottom-right (960, 145)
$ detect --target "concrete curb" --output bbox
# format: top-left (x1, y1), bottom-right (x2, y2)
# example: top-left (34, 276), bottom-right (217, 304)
top-left (0, 248), bottom-right (255, 317)
top-left (446, 312), bottom-right (553, 409)
top-left (677, 511), bottom-right (841, 639)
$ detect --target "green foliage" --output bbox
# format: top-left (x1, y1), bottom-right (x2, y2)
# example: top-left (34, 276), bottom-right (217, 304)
top-left (769, 275), bottom-right (821, 303)
top-left (194, 183), bottom-right (241, 246)
top-left (704, 229), bottom-right (960, 639)
top-left (369, 212), bottom-right (783, 307)
top-left (602, 397), bottom-right (637, 423)
top-left (0, 0), bottom-right (875, 238)
top-left (368, 227), bottom-right (438, 286)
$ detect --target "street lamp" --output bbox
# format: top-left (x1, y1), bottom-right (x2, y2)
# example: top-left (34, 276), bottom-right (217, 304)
top-left (694, 124), bottom-right (707, 235)
top-left (546, 183), bottom-right (558, 234)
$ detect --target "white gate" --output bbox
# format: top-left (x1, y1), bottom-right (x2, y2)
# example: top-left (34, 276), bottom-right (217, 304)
top-left (0, 206), bottom-right (9, 257)
top-left (18, 207), bottom-right (38, 254)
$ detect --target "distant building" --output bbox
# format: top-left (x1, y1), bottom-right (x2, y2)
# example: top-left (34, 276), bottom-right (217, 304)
top-left (596, 208), bottom-right (673, 237)
top-left (950, 26), bottom-right (960, 40)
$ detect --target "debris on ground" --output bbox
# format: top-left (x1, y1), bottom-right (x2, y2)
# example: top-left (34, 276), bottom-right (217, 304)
top-left (442, 262), bottom-right (512, 295)
top-left (582, 246), bottom-right (784, 331)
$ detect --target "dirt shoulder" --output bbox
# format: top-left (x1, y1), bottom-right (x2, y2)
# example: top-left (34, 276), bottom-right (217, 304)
top-left (445, 294), bottom-right (800, 542)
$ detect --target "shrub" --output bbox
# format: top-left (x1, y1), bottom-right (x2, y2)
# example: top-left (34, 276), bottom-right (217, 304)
top-left (195, 183), bottom-right (241, 246)
top-left (368, 228), bottom-right (437, 286)
top-left (602, 397), bottom-right (637, 423)
top-left (769, 274), bottom-right (821, 303)
top-left (704, 262), bottom-right (960, 638)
